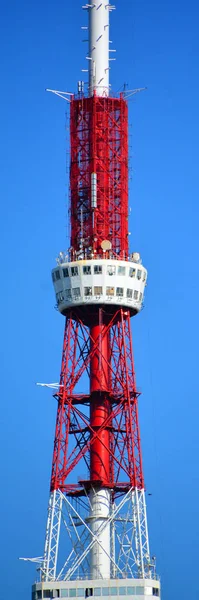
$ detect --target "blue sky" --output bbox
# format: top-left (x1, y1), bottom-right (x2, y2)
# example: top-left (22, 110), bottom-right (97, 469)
top-left (0, 0), bottom-right (199, 598)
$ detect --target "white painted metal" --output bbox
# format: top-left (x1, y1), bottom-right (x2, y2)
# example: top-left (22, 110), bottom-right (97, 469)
top-left (116, 489), bottom-right (151, 579)
top-left (110, 499), bottom-right (116, 579)
top-left (36, 382), bottom-right (63, 389)
top-left (89, 488), bottom-right (111, 579)
top-left (41, 487), bottom-right (155, 583)
top-left (57, 490), bottom-right (122, 581)
top-left (136, 488), bottom-right (151, 578)
top-left (88, 0), bottom-right (110, 96)
top-left (46, 89), bottom-right (73, 102)
top-left (43, 490), bottom-right (62, 581)
top-left (52, 258), bottom-right (147, 315)
top-left (19, 556), bottom-right (44, 563)
top-left (91, 172), bottom-right (97, 208)
top-left (33, 579), bottom-right (160, 600)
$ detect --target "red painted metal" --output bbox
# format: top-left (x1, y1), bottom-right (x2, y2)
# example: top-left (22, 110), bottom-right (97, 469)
top-left (70, 94), bottom-right (129, 259)
top-left (49, 91), bottom-right (144, 505)
top-left (90, 322), bottom-right (110, 484)
top-left (50, 309), bottom-right (144, 495)
top-left (90, 324), bottom-right (109, 393)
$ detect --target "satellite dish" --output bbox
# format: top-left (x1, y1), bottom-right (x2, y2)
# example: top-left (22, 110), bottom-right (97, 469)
top-left (101, 240), bottom-right (112, 251)
top-left (132, 252), bottom-right (140, 263)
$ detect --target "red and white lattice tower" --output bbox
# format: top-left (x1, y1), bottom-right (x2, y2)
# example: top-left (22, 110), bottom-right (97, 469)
top-left (31, 2), bottom-right (161, 599)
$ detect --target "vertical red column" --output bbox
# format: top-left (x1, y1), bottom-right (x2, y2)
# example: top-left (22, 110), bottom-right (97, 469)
top-left (90, 319), bottom-right (110, 486)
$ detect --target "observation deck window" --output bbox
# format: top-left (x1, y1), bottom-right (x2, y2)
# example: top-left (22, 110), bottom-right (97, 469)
top-left (85, 590), bottom-right (93, 598)
top-left (139, 292), bottom-right (143, 301)
top-left (69, 591), bottom-right (76, 598)
top-left (152, 589), bottom-right (160, 597)
top-left (63, 268), bottom-right (69, 277)
top-left (127, 288), bottom-right (133, 299)
top-left (116, 287), bottom-right (124, 297)
top-left (143, 270), bottom-right (146, 282)
top-left (94, 265), bottom-right (102, 274)
top-left (107, 265), bottom-right (116, 276)
top-left (55, 270), bottom-right (61, 281)
top-left (137, 269), bottom-right (142, 280)
top-left (129, 267), bottom-right (136, 278)
top-left (71, 266), bottom-right (78, 276)
top-left (94, 286), bottom-right (103, 295)
top-left (65, 290), bottom-right (72, 299)
top-left (77, 591), bottom-right (84, 598)
top-left (106, 286), bottom-right (114, 296)
top-left (43, 593), bottom-right (51, 599)
top-left (52, 272), bottom-right (56, 282)
top-left (83, 265), bottom-right (91, 275)
top-left (73, 288), bottom-right (81, 298)
top-left (134, 290), bottom-right (138, 300)
top-left (61, 592), bottom-right (68, 598)
top-left (56, 293), bottom-right (64, 305)
top-left (84, 287), bottom-right (92, 296)
top-left (118, 265), bottom-right (126, 275)
top-left (91, 588), bottom-right (145, 598)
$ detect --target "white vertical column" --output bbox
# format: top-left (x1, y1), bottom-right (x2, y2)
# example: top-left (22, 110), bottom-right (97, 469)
top-left (43, 490), bottom-right (62, 581)
top-left (89, 0), bottom-right (109, 96)
top-left (89, 488), bottom-right (111, 579)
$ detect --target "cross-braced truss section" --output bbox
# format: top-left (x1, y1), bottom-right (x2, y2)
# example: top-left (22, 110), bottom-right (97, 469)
top-left (41, 308), bottom-right (154, 582)
top-left (70, 95), bottom-right (128, 258)
top-left (50, 308), bottom-right (144, 494)
top-left (42, 487), bottom-right (153, 582)
top-left (43, 490), bottom-right (62, 581)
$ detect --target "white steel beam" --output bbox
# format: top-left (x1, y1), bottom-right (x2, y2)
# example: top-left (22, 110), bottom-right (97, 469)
top-left (41, 487), bottom-right (154, 582)
top-left (43, 490), bottom-right (62, 581)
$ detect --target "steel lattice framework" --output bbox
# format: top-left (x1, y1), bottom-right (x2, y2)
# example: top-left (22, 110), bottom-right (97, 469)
top-left (42, 309), bottom-right (152, 582)
top-left (40, 85), bottom-right (156, 582)
top-left (70, 95), bottom-right (128, 258)
top-left (50, 308), bottom-right (143, 494)
top-left (27, 0), bottom-right (160, 593)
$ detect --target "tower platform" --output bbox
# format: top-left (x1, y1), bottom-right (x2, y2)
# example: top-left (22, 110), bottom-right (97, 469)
top-left (52, 258), bottom-right (147, 317)
top-left (32, 578), bottom-right (160, 599)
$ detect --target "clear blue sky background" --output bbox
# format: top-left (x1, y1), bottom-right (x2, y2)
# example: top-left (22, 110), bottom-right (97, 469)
top-left (0, 0), bottom-right (199, 598)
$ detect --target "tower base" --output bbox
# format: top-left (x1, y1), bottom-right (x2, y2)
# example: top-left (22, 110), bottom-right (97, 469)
top-left (32, 579), bottom-right (160, 599)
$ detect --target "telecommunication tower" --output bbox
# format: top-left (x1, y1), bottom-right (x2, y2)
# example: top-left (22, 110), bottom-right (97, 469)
top-left (30, 1), bottom-right (161, 599)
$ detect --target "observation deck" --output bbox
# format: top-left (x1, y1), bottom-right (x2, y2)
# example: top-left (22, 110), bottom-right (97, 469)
top-left (32, 578), bottom-right (160, 599)
top-left (52, 256), bottom-right (147, 317)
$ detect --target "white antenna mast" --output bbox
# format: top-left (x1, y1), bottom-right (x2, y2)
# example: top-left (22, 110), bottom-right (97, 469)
top-left (83, 0), bottom-right (113, 96)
